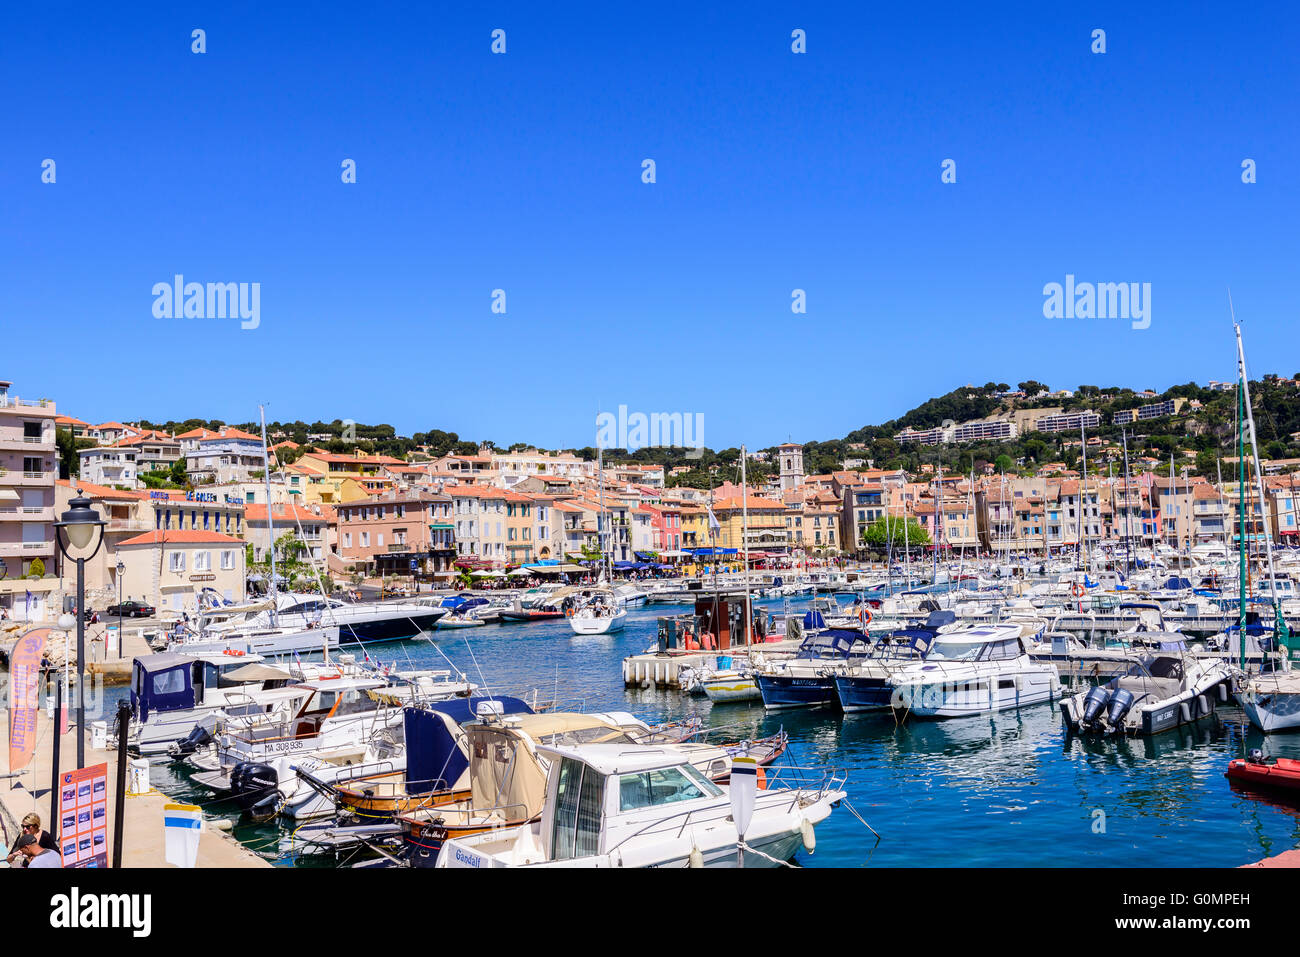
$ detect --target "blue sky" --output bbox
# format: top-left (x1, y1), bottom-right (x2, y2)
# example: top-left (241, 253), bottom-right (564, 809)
top-left (3, 2), bottom-right (1297, 450)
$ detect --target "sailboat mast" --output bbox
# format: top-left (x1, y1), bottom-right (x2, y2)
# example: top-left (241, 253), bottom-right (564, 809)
top-left (740, 445), bottom-right (752, 646)
top-left (259, 404), bottom-right (278, 627)
top-left (1236, 319), bottom-right (1286, 657)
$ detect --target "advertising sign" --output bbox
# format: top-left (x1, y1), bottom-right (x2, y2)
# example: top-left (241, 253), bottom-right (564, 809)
top-left (59, 763), bottom-right (109, 868)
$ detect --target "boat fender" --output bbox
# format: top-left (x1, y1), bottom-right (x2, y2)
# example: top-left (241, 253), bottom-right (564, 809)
top-left (688, 845), bottom-right (704, 868)
top-left (1179, 701), bottom-right (1191, 723)
top-left (1196, 694), bottom-right (1209, 717)
top-left (1218, 682), bottom-right (1230, 703)
top-left (800, 819), bottom-right (816, 854)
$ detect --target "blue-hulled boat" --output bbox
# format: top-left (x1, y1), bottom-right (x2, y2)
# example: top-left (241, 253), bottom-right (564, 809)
top-left (834, 610), bottom-right (957, 712)
top-left (755, 628), bottom-right (871, 710)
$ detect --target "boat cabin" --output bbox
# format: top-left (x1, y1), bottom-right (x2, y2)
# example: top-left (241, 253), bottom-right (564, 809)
top-left (532, 743), bottom-right (726, 862)
top-left (130, 651), bottom-right (285, 721)
top-left (920, 625), bottom-right (1026, 663)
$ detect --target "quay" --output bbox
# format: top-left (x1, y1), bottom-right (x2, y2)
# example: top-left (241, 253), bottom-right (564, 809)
top-left (0, 696), bottom-right (269, 869)
top-left (623, 639), bottom-right (802, 689)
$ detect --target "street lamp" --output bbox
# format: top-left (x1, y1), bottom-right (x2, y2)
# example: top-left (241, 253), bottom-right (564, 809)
top-left (54, 492), bottom-right (106, 769)
top-left (115, 558), bottom-right (126, 660)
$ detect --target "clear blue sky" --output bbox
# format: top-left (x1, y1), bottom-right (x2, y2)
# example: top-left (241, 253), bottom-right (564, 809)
top-left (4, 2), bottom-right (1297, 450)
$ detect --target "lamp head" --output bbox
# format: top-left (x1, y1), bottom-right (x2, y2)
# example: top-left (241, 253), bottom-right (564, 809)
top-left (55, 493), bottom-right (106, 557)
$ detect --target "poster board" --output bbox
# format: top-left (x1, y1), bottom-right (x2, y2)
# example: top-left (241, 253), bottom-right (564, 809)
top-left (58, 763), bottom-right (109, 868)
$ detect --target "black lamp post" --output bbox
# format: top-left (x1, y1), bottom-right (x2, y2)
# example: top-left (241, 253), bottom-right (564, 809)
top-left (54, 492), bottom-right (106, 769)
top-left (115, 558), bottom-right (125, 659)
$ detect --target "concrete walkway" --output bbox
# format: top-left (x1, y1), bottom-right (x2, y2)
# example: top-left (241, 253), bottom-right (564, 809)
top-left (1, 715), bottom-right (269, 869)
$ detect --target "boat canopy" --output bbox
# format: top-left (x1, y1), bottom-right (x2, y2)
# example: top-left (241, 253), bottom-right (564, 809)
top-left (130, 654), bottom-right (197, 720)
top-left (1161, 577), bottom-right (1193, 590)
top-left (404, 696), bottom-right (535, 796)
top-left (795, 628), bottom-right (870, 660)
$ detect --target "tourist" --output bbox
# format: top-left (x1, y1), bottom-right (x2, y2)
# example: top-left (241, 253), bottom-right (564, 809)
top-left (12, 833), bottom-right (61, 868)
top-left (6, 814), bottom-right (59, 867)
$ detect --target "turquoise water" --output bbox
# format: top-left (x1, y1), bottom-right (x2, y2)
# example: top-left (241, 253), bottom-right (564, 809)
top-left (113, 598), bottom-right (1300, 867)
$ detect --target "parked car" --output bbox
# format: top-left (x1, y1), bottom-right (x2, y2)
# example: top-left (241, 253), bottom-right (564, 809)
top-left (105, 601), bottom-right (156, 618)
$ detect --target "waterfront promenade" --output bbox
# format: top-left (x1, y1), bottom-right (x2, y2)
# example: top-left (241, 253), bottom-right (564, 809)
top-left (0, 702), bottom-right (268, 869)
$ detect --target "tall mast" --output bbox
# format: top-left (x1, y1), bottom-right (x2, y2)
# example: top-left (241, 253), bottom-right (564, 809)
top-left (259, 404), bottom-right (278, 627)
top-left (740, 445), bottom-right (752, 646)
top-left (1120, 429), bottom-right (1134, 578)
top-left (1235, 317), bottom-right (1287, 659)
top-left (1080, 419), bottom-right (1090, 574)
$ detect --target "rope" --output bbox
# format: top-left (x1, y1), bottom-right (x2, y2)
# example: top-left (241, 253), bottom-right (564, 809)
top-left (737, 840), bottom-right (798, 868)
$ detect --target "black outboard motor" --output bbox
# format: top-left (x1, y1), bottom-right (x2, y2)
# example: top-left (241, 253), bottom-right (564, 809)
top-left (230, 761), bottom-right (280, 819)
top-left (1248, 748), bottom-right (1266, 764)
top-left (1081, 686), bottom-right (1111, 727)
top-left (1105, 688), bottom-right (1136, 729)
top-left (170, 722), bottom-right (213, 757)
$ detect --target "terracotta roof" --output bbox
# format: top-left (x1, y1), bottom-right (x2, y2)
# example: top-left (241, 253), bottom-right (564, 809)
top-left (56, 478), bottom-right (150, 502)
top-left (244, 504), bottom-right (326, 524)
top-left (118, 530), bottom-right (245, 546)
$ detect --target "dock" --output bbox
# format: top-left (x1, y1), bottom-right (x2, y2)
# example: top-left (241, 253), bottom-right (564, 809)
top-left (623, 639), bottom-right (802, 689)
top-left (0, 708), bottom-right (269, 869)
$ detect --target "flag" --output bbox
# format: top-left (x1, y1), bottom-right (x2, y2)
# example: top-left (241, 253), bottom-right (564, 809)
top-left (707, 506), bottom-right (721, 535)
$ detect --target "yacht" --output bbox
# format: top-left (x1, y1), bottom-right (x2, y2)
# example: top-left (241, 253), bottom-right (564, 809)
top-left (434, 742), bottom-right (845, 868)
top-left (209, 595), bottom-right (446, 644)
top-left (755, 629), bottom-right (872, 710)
top-left (127, 651), bottom-right (306, 756)
top-left (889, 624), bottom-right (1061, 719)
top-left (1061, 652), bottom-right (1237, 736)
top-left (833, 610), bottom-right (962, 713)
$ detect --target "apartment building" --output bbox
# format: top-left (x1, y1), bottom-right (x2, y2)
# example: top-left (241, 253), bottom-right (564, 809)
top-left (1035, 410), bottom-right (1101, 433)
top-left (335, 490), bottom-right (456, 579)
top-left (0, 381), bottom-right (59, 586)
top-left (185, 427), bottom-right (268, 485)
top-left (244, 503), bottom-right (328, 564)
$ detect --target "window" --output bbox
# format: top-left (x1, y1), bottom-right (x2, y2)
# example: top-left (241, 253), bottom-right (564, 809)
top-left (343, 533), bottom-right (352, 548)
top-left (194, 551), bottom-right (211, 571)
top-left (619, 764), bottom-right (719, 812)
top-left (220, 550), bottom-right (235, 570)
top-left (360, 532), bottom-right (370, 548)
top-left (169, 551), bottom-right (186, 572)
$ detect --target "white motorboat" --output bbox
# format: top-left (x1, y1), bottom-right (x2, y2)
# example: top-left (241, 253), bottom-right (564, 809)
top-left (1061, 651), bottom-right (1237, 736)
top-left (1240, 672), bottom-right (1300, 733)
top-left (889, 623), bottom-right (1061, 719)
top-left (127, 651), bottom-right (308, 756)
top-left (434, 742), bottom-right (844, 868)
top-left (163, 624), bottom-right (340, 657)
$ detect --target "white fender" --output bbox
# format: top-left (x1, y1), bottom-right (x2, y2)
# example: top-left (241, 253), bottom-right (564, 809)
top-left (801, 818), bottom-right (816, 853)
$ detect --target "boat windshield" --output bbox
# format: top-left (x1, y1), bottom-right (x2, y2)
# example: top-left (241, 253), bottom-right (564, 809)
top-left (618, 763), bottom-right (722, 812)
top-left (926, 639), bottom-right (986, 662)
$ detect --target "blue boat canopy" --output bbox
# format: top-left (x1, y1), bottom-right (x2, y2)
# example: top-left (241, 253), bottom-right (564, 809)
top-left (404, 696), bottom-right (534, 796)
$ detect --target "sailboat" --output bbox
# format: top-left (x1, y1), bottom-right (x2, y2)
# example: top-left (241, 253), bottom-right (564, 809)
top-left (1229, 316), bottom-right (1298, 732)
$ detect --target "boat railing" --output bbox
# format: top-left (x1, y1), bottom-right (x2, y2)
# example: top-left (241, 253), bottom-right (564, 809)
top-left (603, 765), bottom-right (848, 854)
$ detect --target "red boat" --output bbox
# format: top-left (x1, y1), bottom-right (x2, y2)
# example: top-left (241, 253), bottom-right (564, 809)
top-left (1226, 752), bottom-right (1300, 793)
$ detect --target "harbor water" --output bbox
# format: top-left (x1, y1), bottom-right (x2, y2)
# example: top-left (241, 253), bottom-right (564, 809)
top-left (111, 597), bottom-right (1300, 867)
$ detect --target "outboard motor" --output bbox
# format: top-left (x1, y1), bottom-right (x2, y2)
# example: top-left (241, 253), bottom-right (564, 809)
top-left (230, 761), bottom-right (280, 819)
top-left (170, 722), bottom-right (213, 757)
top-left (1105, 688), bottom-right (1137, 729)
top-left (1248, 748), bottom-right (1266, 764)
top-left (1081, 686), bottom-right (1111, 727)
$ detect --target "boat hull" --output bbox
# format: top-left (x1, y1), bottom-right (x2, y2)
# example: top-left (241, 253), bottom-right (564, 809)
top-left (833, 675), bottom-right (894, 713)
top-left (756, 674), bottom-right (835, 710)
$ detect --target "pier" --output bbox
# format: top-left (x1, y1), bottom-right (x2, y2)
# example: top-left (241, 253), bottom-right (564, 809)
top-left (0, 707), bottom-right (269, 869)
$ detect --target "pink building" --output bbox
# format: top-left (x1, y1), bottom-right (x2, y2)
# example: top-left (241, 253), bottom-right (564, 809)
top-left (0, 381), bottom-right (59, 616)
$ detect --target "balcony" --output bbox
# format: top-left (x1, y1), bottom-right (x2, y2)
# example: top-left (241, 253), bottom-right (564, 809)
top-left (0, 470), bottom-right (53, 487)
top-left (0, 541), bottom-right (55, 557)
top-left (0, 506), bottom-right (55, 522)
top-left (0, 436), bottom-right (55, 452)
top-left (106, 519), bottom-right (154, 533)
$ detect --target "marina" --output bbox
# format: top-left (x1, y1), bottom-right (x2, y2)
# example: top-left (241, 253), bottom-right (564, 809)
top-left (7, 583), bottom-right (1289, 870)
